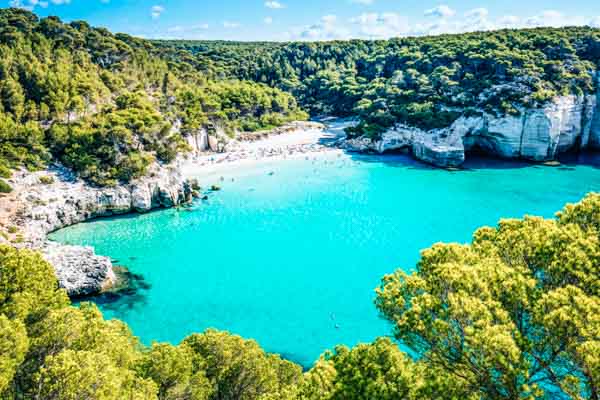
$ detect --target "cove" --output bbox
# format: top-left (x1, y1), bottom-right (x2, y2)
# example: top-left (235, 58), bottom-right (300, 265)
top-left (49, 152), bottom-right (600, 368)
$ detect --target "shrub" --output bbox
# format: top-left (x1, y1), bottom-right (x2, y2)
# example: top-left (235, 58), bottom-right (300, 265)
top-left (0, 179), bottom-right (12, 193)
top-left (39, 175), bottom-right (55, 185)
top-left (0, 163), bottom-right (11, 178)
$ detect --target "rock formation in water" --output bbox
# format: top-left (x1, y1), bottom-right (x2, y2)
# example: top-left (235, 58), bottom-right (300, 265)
top-left (343, 92), bottom-right (600, 168)
top-left (9, 162), bottom-right (192, 296)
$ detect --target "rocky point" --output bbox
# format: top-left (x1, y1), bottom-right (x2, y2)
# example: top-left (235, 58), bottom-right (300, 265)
top-left (6, 162), bottom-right (192, 296)
top-left (342, 93), bottom-right (600, 168)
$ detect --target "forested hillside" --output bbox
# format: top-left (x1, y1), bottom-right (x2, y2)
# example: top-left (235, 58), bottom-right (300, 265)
top-left (0, 8), bottom-right (306, 186)
top-left (2, 7), bottom-right (600, 186)
top-left (158, 27), bottom-right (600, 137)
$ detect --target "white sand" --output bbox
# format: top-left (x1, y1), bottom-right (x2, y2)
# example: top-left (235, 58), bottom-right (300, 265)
top-left (180, 119), bottom-right (353, 181)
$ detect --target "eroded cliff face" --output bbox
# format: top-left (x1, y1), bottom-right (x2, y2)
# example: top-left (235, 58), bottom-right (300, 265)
top-left (185, 128), bottom-right (210, 153)
top-left (589, 74), bottom-right (600, 149)
top-left (343, 93), bottom-right (600, 168)
top-left (10, 163), bottom-right (192, 296)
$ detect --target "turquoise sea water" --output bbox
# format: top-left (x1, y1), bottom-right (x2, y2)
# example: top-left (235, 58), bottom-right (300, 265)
top-left (50, 152), bottom-right (600, 367)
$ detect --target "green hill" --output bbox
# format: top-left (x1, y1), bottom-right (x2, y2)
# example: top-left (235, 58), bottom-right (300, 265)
top-left (0, 8), bottom-right (306, 186)
top-left (158, 27), bottom-right (600, 137)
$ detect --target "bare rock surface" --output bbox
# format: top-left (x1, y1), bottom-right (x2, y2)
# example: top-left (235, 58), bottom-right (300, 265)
top-left (342, 94), bottom-right (600, 168)
top-left (7, 162), bottom-right (192, 296)
top-left (42, 243), bottom-right (116, 297)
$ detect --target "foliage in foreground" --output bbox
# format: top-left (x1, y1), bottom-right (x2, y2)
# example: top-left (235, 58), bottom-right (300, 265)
top-left (0, 194), bottom-right (599, 399)
top-left (377, 193), bottom-right (600, 399)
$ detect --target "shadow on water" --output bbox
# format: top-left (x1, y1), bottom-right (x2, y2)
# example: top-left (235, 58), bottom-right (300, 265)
top-left (558, 150), bottom-right (600, 169)
top-left (74, 267), bottom-right (151, 313)
top-left (278, 352), bottom-right (312, 372)
top-left (345, 151), bottom-right (437, 170)
top-left (70, 201), bottom-right (203, 227)
top-left (342, 148), bottom-right (600, 172)
top-left (345, 151), bottom-right (530, 171)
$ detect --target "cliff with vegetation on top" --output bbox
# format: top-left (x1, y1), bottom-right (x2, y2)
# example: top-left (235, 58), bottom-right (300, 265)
top-left (159, 27), bottom-right (600, 165)
top-left (0, 8), bottom-right (307, 188)
top-left (0, 7), bottom-right (307, 294)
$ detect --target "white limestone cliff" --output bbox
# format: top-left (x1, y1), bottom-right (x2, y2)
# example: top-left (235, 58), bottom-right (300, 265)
top-left (343, 94), bottom-right (600, 168)
top-left (9, 162), bottom-right (192, 296)
top-left (185, 128), bottom-right (210, 153)
top-left (588, 73), bottom-right (600, 149)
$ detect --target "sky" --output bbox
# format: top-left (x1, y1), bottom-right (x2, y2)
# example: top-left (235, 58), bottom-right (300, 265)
top-left (4, 0), bottom-right (600, 42)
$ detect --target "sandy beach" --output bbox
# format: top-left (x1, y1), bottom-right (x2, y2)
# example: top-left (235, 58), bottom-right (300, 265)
top-left (180, 119), bottom-right (353, 181)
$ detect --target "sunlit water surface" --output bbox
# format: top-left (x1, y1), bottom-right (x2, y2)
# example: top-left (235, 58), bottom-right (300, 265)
top-left (50, 152), bottom-right (600, 367)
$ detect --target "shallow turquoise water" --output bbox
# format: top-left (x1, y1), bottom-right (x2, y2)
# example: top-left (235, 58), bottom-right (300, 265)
top-left (50, 153), bottom-right (600, 367)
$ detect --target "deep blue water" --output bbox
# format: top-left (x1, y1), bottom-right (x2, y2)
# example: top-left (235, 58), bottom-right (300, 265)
top-left (50, 152), bottom-right (600, 367)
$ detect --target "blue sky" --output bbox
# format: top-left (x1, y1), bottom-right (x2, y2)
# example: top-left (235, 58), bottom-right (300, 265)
top-left (4, 0), bottom-right (600, 41)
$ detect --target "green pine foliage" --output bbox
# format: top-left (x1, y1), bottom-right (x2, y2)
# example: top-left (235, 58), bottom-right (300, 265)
top-left (0, 179), bottom-right (11, 193)
top-left (0, 9), bottom-right (598, 399)
top-left (0, 8), bottom-right (307, 186)
top-left (1, 193), bottom-right (598, 399)
top-left (2, 7), bottom-right (599, 179)
top-left (160, 27), bottom-right (600, 137)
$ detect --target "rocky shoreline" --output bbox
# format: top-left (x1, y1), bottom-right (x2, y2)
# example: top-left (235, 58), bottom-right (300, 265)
top-left (1, 121), bottom-right (335, 297)
top-left (5, 107), bottom-right (600, 296)
top-left (341, 93), bottom-right (600, 168)
top-left (4, 163), bottom-right (192, 296)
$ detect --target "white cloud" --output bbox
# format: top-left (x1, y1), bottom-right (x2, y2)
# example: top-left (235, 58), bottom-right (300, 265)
top-left (350, 12), bottom-right (409, 38)
top-left (321, 14), bottom-right (337, 25)
top-left (134, 5), bottom-right (600, 41)
top-left (424, 5), bottom-right (455, 19)
top-left (297, 14), bottom-right (351, 41)
top-left (460, 7), bottom-right (494, 31)
top-left (10, 0), bottom-right (54, 10)
top-left (265, 1), bottom-right (285, 9)
top-left (151, 5), bottom-right (164, 19)
top-left (350, 0), bottom-right (374, 4)
top-left (465, 8), bottom-right (488, 19)
top-left (524, 10), bottom-right (585, 28)
top-left (497, 15), bottom-right (521, 28)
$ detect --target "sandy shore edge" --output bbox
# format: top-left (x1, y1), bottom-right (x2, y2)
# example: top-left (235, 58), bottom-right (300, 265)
top-left (180, 119), bottom-right (352, 181)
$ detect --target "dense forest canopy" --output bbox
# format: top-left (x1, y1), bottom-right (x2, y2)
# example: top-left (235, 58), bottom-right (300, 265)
top-left (0, 8), bottom-right (306, 186)
top-left (156, 26), bottom-right (600, 137)
top-left (1, 194), bottom-right (598, 399)
top-left (1, 7), bottom-right (600, 186)
top-left (1, 8), bottom-right (600, 186)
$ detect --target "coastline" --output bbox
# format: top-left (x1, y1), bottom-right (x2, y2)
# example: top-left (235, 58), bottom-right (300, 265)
top-left (2, 162), bottom-right (193, 296)
top-left (179, 119), bottom-right (352, 182)
top-left (1, 120), bottom-right (349, 297)
top-left (8, 114), bottom-right (594, 297)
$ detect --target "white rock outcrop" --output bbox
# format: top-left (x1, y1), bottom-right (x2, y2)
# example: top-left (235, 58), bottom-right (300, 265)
top-left (588, 73), bottom-right (600, 149)
top-left (342, 94), bottom-right (600, 168)
top-left (185, 128), bottom-right (210, 153)
top-left (11, 162), bottom-right (192, 296)
top-left (42, 243), bottom-right (116, 297)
